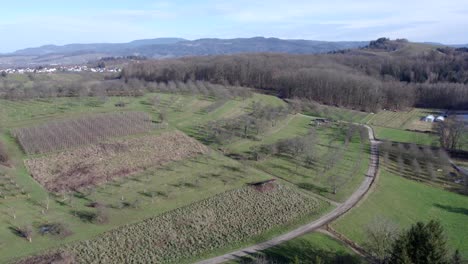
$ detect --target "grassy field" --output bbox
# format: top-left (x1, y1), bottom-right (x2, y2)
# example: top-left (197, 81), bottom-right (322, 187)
top-left (0, 92), bottom-right (333, 263)
top-left (3, 91), bottom-right (463, 263)
top-left (333, 169), bottom-right (468, 258)
top-left (227, 115), bottom-right (370, 202)
top-left (364, 108), bottom-right (445, 148)
top-left (234, 232), bottom-right (362, 263)
top-left (301, 103), bottom-right (370, 123)
top-left (0, 93), bottom-right (287, 262)
top-left (373, 126), bottom-right (439, 146)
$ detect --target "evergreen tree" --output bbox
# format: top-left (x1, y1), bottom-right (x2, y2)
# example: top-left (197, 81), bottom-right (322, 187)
top-left (389, 220), bottom-right (448, 264)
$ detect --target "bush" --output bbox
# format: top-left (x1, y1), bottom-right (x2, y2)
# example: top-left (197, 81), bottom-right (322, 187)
top-left (39, 223), bottom-right (73, 238)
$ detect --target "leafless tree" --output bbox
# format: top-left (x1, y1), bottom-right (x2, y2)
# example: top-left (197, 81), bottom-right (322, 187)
top-left (327, 174), bottom-right (345, 195)
top-left (437, 117), bottom-right (465, 150)
top-left (426, 162), bottom-right (437, 181)
top-left (364, 216), bottom-right (399, 263)
top-left (412, 158), bottom-right (422, 178)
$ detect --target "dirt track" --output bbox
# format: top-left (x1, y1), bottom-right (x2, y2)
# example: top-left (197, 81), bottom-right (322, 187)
top-left (195, 125), bottom-right (379, 264)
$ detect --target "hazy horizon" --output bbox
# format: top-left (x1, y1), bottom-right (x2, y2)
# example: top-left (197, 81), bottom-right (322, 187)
top-left (2, 0), bottom-right (468, 53)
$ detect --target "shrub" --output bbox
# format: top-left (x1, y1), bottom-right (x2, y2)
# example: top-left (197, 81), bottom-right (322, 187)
top-left (39, 223), bottom-right (73, 238)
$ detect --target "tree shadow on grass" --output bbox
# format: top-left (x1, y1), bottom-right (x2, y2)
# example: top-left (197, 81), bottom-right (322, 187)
top-left (297, 182), bottom-right (329, 194)
top-left (433, 203), bottom-right (468, 216)
top-left (71, 210), bottom-right (97, 223)
top-left (8, 226), bottom-right (24, 238)
top-left (238, 239), bottom-right (362, 264)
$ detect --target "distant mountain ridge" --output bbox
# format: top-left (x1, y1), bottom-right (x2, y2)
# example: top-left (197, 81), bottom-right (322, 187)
top-left (13, 38), bottom-right (187, 56)
top-left (0, 37), bottom-right (369, 67)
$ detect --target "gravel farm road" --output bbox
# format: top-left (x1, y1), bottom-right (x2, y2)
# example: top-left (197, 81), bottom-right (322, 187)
top-left (196, 124), bottom-right (380, 264)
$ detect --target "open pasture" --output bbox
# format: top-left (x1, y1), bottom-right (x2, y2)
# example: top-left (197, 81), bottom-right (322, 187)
top-left (25, 131), bottom-right (208, 192)
top-left (13, 111), bottom-right (153, 154)
top-left (333, 169), bottom-right (468, 258)
top-left (235, 232), bottom-right (362, 264)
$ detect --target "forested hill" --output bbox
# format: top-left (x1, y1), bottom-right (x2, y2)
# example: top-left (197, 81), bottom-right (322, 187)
top-left (0, 38), bottom-right (368, 67)
top-left (121, 38), bottom-right (468, 112)
top-left (0, 37), bottom-right (369, 66)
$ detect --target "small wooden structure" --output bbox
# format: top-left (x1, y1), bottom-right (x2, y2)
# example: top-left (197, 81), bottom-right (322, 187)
top-left (249, 179), bottom-right (277, 192)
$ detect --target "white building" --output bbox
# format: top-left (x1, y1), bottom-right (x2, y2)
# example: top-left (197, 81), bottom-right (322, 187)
top-left (423, 115), bottom-right (435, 122)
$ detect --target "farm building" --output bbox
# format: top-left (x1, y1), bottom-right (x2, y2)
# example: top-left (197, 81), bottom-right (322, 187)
top-left (435, 116), bottom-right (445, 122)
top-left (422, 115), bottom-right (435, 122)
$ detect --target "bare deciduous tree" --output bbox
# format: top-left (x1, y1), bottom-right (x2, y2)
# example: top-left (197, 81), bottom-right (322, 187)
top-left (364, 216), bottom-right (399, 263)
top-left (437, 117), bottom-right (465, 150)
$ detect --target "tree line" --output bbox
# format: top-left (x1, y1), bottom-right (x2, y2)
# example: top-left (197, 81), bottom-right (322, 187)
top-left (121, 47), bottom-right (468, 111)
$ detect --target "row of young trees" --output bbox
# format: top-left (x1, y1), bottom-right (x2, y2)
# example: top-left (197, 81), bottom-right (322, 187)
top-left (0, 73), bottom-right (253, 102)
top-left (121, 51), bottom-right (468, 111)
top-left (379, 141), bottom-right (468, 193)
top-left (13, 112), bottom-right (153, 154)
top-left (249, 123), bottom-right (367, 195)
top-left (199, 102), bottom-right (289, 145)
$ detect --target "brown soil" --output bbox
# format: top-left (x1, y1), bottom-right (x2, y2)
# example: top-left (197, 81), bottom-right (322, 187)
top-left (26, 132), bottom-right (209, 192)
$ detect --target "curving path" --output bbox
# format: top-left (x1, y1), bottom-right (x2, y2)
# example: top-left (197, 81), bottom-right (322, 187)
top-left (196, 125), bottom-right (379, 264)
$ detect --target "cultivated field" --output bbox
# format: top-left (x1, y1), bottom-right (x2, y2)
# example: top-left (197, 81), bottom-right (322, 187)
top-left (379, 141), bottom-right (466, 193)
top-left (27, 184), bottom-right (323, 263)
top-left (367, 108), bottom-right (440, 131)
top-left (26, 132), bottom-right (208, 192)
top-left (13, 112), bottom-right (154, 154)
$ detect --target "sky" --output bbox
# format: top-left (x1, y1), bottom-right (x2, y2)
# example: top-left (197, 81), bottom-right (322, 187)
top-left (1, 0), bottom-right (468, 53)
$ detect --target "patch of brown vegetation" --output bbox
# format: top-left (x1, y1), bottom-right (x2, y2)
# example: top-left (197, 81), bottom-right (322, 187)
top-left (249, 179), bottom-right (277, 192)
top-left (26, 132), bottom-right (208, 192)
top-left (15, 252), bottom-right (74, 264)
